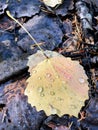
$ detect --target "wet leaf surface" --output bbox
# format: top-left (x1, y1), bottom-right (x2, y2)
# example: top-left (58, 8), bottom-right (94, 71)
top-left (25, 51), bottom-right (88, 117)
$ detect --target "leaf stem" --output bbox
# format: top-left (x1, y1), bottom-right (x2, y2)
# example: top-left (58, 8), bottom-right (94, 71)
top-left (6, 10), bottom-right (48, 59)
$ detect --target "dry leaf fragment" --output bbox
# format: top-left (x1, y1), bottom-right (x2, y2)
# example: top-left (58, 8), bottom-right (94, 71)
top-left (42, 0), bottom-right (63, 7)
top-left (25, 51), bottom-right (88, 117)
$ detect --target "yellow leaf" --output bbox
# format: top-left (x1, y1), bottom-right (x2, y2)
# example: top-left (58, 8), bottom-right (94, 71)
top-left (25, 51), bottom-right (88, 117)
top-left (42, 0), bottom-right (63, 7)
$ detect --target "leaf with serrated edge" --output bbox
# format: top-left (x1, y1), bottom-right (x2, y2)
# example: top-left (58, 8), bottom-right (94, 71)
top-left (25, 51), bottom-right (88, 116)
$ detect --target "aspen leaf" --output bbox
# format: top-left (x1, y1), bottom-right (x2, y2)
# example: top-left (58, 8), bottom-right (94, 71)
top-left (42, 0), bottom-right (63, 7)
top-left (25, 51), bottom-right (88, 117)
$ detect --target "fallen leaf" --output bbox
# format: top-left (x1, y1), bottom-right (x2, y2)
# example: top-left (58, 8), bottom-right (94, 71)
top-left (25, 51), bottom-right (88, 116)
top-left (42, 0), bottom-right (62, 7)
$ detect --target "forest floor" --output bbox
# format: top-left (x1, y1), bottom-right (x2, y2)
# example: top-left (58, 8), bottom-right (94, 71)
top-left (0, 0), bottom-right (98, 130)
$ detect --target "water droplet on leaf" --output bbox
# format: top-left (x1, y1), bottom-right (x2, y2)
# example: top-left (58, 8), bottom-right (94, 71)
top-left (70, 105), bottom-right (77, 109)
top-left (50, 91), bottom-right (55, 96)
top-left (57, 97), bottom-right (63, 101)
top-left (46, 73), bottom-right (52, 78)
top-left (56, 75), bottom-right (60, 79)
top-left (79, 78), bottom-right (85, 84)
top-left (49, 105), bottom-right (60, 115)
top-left (37, 87), bottom-right (44, 93)
top-left (50, 79), bottom-right (55, 82)
top-left (25, 51), bottom-right (88, 116)
top-left (33, 70), bottom-right (37, 73)
top-left (38, 77), bottom-right (41, 80)
top-left (40, 93), bottom-right (45, 97)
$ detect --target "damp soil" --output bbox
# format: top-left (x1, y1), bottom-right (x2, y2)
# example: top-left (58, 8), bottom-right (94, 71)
top-left (0, 0), bottom-right (98, 130)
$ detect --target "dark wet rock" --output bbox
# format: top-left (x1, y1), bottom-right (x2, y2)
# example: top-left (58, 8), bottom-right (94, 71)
top-left (0, 2), bottom-right (8, 15)
top-left (76, 98), bottom-right (98, 130)
top-left (18, 14), bottom-right (63, 54)
top-left (7, 0), bottom-right (41, 18)
top-left (0, 31), bottom-right (22, 61)
top-left (0, 77), bottom-right (46, 130)
top-left (55, 0), bottom-right (74, 16)
top-left (40, 114), bottom-right (80, 130)
top-left (84, 98), bottom-right (98, 125)
top-left (63, 19), bottom-right (73, 35)
top-left (0, 31), bottom-right (28, 82)
top-left (0, 57), bottom-right (28, 82)
top-left (6, 94), bottom-right (46, 130)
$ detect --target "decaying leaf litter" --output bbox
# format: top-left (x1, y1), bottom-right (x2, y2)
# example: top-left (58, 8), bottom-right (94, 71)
top-left (0, 0), bottom-right (98, 130)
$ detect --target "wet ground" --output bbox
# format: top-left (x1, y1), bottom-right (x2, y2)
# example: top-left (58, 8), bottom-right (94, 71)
top-left (0, 0), bottom-right (98, 130)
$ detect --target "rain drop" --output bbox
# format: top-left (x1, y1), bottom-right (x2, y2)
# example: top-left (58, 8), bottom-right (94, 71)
top-left (62, 81), bottom-right (66, 84)
top-left (49, 105), bottom-right (60, 115)
top-left (40, 93), bottom-right (45, 97)
top-left (57, 97), bottom-right (63, 101)
top-left (49, 105), bottom-right (57, 114)
top-left (56, 75), bottom-right (60, 79)
top-left (50, 78), bottom-right (55, 82)
top-left (51, 108), bottom-right (58, 114)
top-left (79, 78), bottom-right (85, 84)
top-left (33, 70), bottom-right (37, 73)
top-left (25, 90), bottom-right (30, 95)
top-left (70, 105), bottom-right (77, 109)
top-left (62, 85), bottom-right (67, 90)
top-left (38, 77), bottom-right (41, 80)
top-left (37, 87), bottom-right (44, 93)
top-left (50, 91), bottom-right (55, 96)
top-left (46, 73), bottom-right (52, 78)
